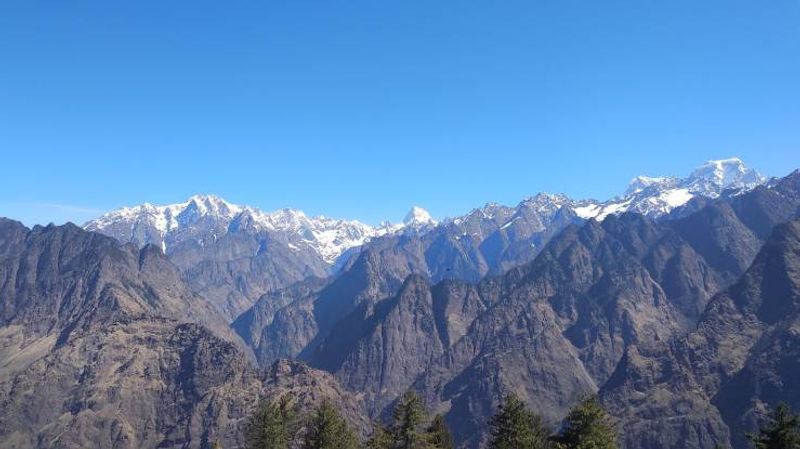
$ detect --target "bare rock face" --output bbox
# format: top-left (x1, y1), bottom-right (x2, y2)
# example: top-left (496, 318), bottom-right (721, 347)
top-left (264, 359), bottom-right (371, 438)
top-left (0, 220), bottom-right (234, 341)
top-left (410, 214), bottom-right (711, 446)
top-left (233, 237), bottom-right (429, 366)
top-left (233, 202), bottom-right (580, 370)
top-left (0, 221), bottom-right (368, 449)
top-left (420, 173), bottom-right (800, 448)
top-left (168, 230), bottom-right (330, 321)
top-left (233, 171), bottom-right (800, 448)
top-left (603, 219), bottom-right (800, 449)
top-left (312, 275), bottom-right (449, 414)
top-left (0, 321), bottom-right (263, 449)
top-left (3, 169), bottom-right (795, 449)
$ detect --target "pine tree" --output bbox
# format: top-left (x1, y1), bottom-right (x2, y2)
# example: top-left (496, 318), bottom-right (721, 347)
top-left (367, 423), bottom-right (392, 449)
top-left (245, 397), bottom-right (297, 449)
top-left (390, 391), bottom-right (428, 449)
top-left (747, 403), bottom-right (800, 449)
top-left (553, 396), bottom-right (617, 449)
top-left (488, 394), bottom-right (550, 449)
top-left (302, 401), bottom-right (360, 449)
top-left (426, 415), bottom-right (454, 449)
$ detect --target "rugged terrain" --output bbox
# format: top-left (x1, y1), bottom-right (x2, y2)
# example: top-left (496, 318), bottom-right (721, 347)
top-left (233, 169), bottom-right (800, 448)
top-left (3, 159), bottom-right (798, 449)
top-left (87, 159), bottom-right (764, 321)
top-left (0, 220), bottom-right (368, 449)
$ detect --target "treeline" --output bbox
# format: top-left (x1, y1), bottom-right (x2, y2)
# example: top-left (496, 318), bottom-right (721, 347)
top-left (746, 403), bottom-right (800, 449)
top-left (487, 394), bottom-right (615, 449)
top-left (243, 396), bottom-right (360, 449)
top-left (241, 393), bottom-right (800, 449)
top-left (241, 392), bottom-right (616, 449)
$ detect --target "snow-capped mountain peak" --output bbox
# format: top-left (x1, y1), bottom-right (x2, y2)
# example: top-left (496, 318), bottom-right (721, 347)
top-left (84, 158), bottom-right (767, 267)
top-left (403, 206), bottom-right (437, 227)
top-left (85, 195), bottom-right (390, 264)
top-left (686, 158), bottom-right (765, 192)
top-left (185, 194), bottom-right (241, 216)
top-left (625, 176), bottom-right (678, 196)
top-left (571, 157), bottom-right (765, 221)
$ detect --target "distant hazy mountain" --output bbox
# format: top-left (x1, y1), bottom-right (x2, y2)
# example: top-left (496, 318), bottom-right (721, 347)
top-left (84, 195), bottom-right (432, 319)
top-left (85, 194), bottom-right (396, 263)
top-left (84, 158), bottom-right (766, 321)
top-left (573, 157), bottom-right (765, 220)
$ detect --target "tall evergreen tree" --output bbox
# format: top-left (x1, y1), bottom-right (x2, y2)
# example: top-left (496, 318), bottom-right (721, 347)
top-left (488, 394), bottom-right (550, 449)
top-left (426, 415), bottom-right (454, 449)
top-left (391, 391), bottom-right (428, 449)
top-left (245, 397), bottom-right (297, 449)
top-left (367, 423), bottom-right (393, 449)
top-left (747, 403), bottom-right (800, 449)
top-left (553, 396), bottom-right (617, 449)
top-left (302, 401), bottom-right (360, 449)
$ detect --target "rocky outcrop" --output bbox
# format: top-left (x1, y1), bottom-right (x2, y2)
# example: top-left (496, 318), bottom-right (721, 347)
top-left (289, 171), bottom-right (800, 448)
top-left (0, 221), bottom-right (368, 449)
top-left (233, 236), bottom-right (429, 366)
top-left (4, 167), bottom-right (796, 449)
top-left (602, 219), bottom-right (800, 449)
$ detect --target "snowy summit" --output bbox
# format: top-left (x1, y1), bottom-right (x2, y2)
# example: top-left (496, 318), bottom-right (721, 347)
top-left (84, 158), bottom-right (767, 265)
top-left (85, 194), bottom-right (391, 264)
top-left (403, 206), bottom-right (437, 228)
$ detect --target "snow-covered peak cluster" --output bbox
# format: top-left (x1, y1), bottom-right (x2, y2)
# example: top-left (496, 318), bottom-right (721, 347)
top-left (573, 158), bottom-right (766, 221)
top-left (85, 196), bottom-right (443, 264)
top-left (86, 195), bottom-right (395, 263)
top-left (89, 194), bottom-right (244, 236)
top-left (439, 159), bottom-right (765, 226)
top-left (85, 158), bottom-right (767, 265)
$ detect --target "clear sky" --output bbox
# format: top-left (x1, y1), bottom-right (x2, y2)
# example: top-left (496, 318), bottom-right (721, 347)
top-left (1, 1), bottom-right (799, 226)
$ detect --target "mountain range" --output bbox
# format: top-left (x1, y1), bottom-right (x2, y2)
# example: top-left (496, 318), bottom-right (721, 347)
top-left (3, 157), bottom-right (799, 449)
top-left (84, 158), bottom-right (765, 319)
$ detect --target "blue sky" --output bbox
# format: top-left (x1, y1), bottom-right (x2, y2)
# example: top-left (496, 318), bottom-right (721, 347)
top-left (1, 1), bottom-right (798, 226)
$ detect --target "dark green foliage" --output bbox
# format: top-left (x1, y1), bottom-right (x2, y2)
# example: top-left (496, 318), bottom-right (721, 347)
top-left (367, 391), bottom-right (454, 449)
top-left (367, 424), bottom-right (392, 449)
top-left (245, 397), bottom-right (297, 449)
top-left (488, 394), bottom-right (551, 449)
top-left (426, 415), bottom-right (454, 449)
top-left (553, 396), bottom-right (617, 449)
top-left (391, 391), bottom-right (429, 449)
top-left (747, 403), bottom-right (800, 449)
top-left (302, 401), bottom-right (360, 449)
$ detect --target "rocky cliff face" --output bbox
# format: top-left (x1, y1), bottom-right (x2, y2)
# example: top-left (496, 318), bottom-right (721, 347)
top-left (4, 165), bottom-right (793, 449)
top-left (230, 171), bottom-right (799, 448)
top-left (233, 199), bottom-right (583, 367)
top-left (0, 221), bottom-right (368, 449)
top-left (0, 219), bottom-right (235, 341)
top-left (601, 218), bottom-right (800, 449)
